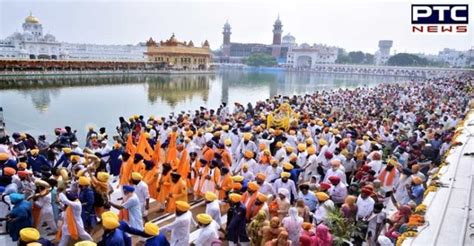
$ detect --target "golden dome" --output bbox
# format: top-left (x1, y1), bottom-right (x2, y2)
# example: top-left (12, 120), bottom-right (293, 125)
top-left (25, 13), bottom-right (40, 24)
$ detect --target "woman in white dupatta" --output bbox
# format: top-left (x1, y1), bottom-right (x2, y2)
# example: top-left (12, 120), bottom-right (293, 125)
top-left (282, 207), bottom-right (304, 246)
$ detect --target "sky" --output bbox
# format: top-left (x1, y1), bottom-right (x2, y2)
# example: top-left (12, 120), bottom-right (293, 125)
top-left (0, 0), bottom-right (472, 54)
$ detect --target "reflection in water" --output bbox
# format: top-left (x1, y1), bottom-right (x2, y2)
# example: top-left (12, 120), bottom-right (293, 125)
top-left (147, 75), bottom-right (211, 107)
top-left (1, 71), bottom-right (413, 113)
top-left (16, 89), bottom-right (61, 113)
top-left (0, 74), bottom-right (144, 89)
top-left (2, 74), bottom-right (212, 111)
top-left (219, 70), bottom-right (281, 102)
top-left (1, 72), bottom-right (413, 112)
top-left (1, 71), bottom-right (412, 139)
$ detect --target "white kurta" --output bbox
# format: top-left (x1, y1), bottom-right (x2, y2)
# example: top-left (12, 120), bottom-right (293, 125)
top-left (264, 166), bottom-right (282, 182)
top-left (356, 195), bottom-right (375, 220)
top-left (58, 193), bottom-right (92, 246)
top-left (161, 210), bottom-right (193, 246)
top-left (259, 182), bottom-right (274, 196)
top-left (313, 200), bottom-right (334, 224)
top-left (273, 179), bottom-right (297, 199)
top-left (205, 200), bottom-right (222, 226)
top-left (134, 181), bottom-right (150, 216)
top-left (194, 221), bottom-right (220, 246)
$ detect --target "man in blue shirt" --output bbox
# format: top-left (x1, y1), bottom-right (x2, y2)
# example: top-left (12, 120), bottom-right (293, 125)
top-left (298, 183), bottom-right (318, 212)
top-left (27, 149), bottom-right (51, 174)
top-left (407, 176), bottom-right (425, 205)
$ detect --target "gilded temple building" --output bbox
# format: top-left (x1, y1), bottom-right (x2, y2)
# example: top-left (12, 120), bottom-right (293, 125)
top-left (145, 34), bottom-right (211, 70)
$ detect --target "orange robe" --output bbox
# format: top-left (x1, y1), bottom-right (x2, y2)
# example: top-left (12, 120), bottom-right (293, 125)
top-left (217, 149), bottom-right (232, 168)
top-left (143, 166), bottom-right (159, 199)
top-left (177, 149), bottom-right (190, 179)
top-left (241, 191), bottom-right (258, 208)
top-left (166, 132), bottom-right (178, 169)
top-left (156, 172), bottom-right (172, 203)
top-left (198, 166), bottom-right (221, 194)
top-left (246, 202), bottom-right (264, 221)
top-left (32, 204), bottom-right (41, 227)
top-left (125, 134), bottom-right (137, 155)
top-left (152, 141), bottom-right (161, 166)
top-left (202, 147), bottom-right (215, 164)
top-left (119, 158), bottom-right (134, 185)
top-left (185, 159), bottom-right (195, 189)
top-left (192, 161), bottom-right (204, 196)
top-left (132, 160), bottom-right (146, 177)
top-left (136, 133), bottom-right (154, 160)
top-left (217, 173), bottom-right (233, 199)
top-left (166, 178), bottom-right (188, 213)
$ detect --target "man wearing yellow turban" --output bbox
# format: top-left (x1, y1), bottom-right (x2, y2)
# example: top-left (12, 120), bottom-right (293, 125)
top-left (264, 159), bottom-right (283, 184)
top-left (19, 227), bottom-right (39, 243)
top-left (130, 172), bottom-right (150, 220)
top-left (226, 192), bottom-right (249, 245)
top-left (194, 213), bottom-right (219, 245)
top-left (74, 241), bottom-right (96, 246)
top-left (27, 148), bottom-right (51, 174)
top-left (99, 211), bottom-right (132, 246)
top-left (160, 201), bottom-right (193, 245)
top-left (137, 222), bottom-right (169, 246)
top-left (233, 148), bottom-right (257, 176)
top-left (204, 191), bottom-right (222, 227)
top-left (78, 176), bottom-right (96, 232)
top-left (313, 191), bottom-right (334, 224)
top-left (273, 171), bottom-right (297, 203)
top-left (237, 132), bottom-right (257, 163)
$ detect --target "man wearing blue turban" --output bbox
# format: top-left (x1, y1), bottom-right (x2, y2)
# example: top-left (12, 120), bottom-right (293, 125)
top-left (5, 193), bottom-right (32, 241)
top-left (110, 185), bottom-right (143, 230)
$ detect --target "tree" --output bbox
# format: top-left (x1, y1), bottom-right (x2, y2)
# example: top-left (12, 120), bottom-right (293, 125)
top-left (347, 51), bottom-right (366, 64)
top-left (387, 53), bottom-right (431, 66)
top-left (336, 50), bottom-right (374, 65)
top-left (365, 53), bottom-right (374, 64)
top-left (243, 53), bottom-right (278, 67)
top-left (326, 207), bottom-right (366, 246)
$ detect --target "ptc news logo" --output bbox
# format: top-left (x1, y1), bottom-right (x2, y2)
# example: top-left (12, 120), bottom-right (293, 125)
top-left (411, 4), bottom-right (469, 33)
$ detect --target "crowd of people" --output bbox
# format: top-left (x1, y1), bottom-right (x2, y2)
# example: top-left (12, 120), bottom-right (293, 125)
top-left (0, 74), bottom-right (472, 246)
top-left (288, 65), bottom-right (465, 79)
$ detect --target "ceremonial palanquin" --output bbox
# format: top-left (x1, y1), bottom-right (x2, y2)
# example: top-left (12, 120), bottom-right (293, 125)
top-left (266, 102), bottom-right (299, 130)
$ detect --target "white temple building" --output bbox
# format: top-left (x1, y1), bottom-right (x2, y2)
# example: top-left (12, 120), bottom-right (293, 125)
top-left (286, 43), bottom-right (339, 68)
top-left (0, 13), bottom-right (146, 61)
